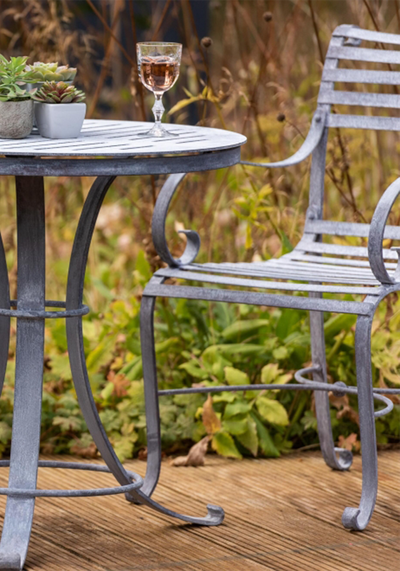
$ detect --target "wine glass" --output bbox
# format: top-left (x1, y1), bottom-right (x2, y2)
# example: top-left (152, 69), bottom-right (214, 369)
top-left (136, 42), bottom-right (182, 137)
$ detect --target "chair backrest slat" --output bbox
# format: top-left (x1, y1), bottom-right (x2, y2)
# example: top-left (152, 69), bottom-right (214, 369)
top-left (328, 114), bottom-right (400, 130)
top-left (303, 25), bottom-right (400, 248)
top-left (326, 45), bottom-right (400, 65)
top-left (322, 68), bottom-right (400, 85)
top-left (332, 26), bottom-right (400, 46)
top-left (319, 90), bottom-right (400, 108)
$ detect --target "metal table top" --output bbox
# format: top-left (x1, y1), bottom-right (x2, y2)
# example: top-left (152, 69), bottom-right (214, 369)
top-left (0, 120), bottom-right (247, 177)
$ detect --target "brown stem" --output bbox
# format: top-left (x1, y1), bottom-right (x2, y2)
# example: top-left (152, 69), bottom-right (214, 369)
top-left (232, 2), bottom-right (268, 158)
top-left (395, 0), bottom-right (400, 31)
top-left (128, 0), bottom-right (146, 122)
top-left (308, 0), bottom-right (324, 64)
top-left (87, 4), bottom-right (122, 118)
top-left (181, 0), bottom-right (227, 128)
top-left (86, 0), bottom-right (136, 66)
top-left (151, 0), bottom-right (173, 41)
top-left (363, 0), bottom-right (380, 31)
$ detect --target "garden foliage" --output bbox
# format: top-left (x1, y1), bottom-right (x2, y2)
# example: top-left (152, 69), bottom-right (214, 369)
top-left (0, 0), bottom-right (399, 461)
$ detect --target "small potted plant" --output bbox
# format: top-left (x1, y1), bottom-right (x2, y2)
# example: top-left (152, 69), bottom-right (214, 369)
top-left (32, 81), bottom-right (86, 139)
top-left (24, 62), bottom-right (77, 90)
top-left (0, 55), bottom-right (34, 139)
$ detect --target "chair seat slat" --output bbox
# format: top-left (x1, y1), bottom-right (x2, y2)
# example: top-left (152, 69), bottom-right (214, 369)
top-left (145, 283), bottom-right (375, 316)
top-left (289, 252), bottom-right (397, 270)
top-left (187, 262), bottom-right (380, 285)
top-left (156, 267), bottom-right (382, 295)
top-left (298, 240), bottom-right (398, 260)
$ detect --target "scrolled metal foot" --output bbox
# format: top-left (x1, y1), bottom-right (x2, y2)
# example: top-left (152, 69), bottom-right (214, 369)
top-left (0, 553), bottom-right (21, 570)
top-left (342, 507), bottom-right (364, 531)
top-left (309, 305), bottom-right (353, 471)
top-left (131, 490), bottom-right (225, 526)
top-left (333, 447), bottom-right (353, 470)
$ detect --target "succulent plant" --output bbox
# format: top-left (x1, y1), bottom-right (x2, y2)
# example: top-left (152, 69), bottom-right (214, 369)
top-left (0, 55), bottom-right (34, 101)
top-left (24, 62), bottom-right (77, 83)
top-left (32, 81), bottom-right (85, 104)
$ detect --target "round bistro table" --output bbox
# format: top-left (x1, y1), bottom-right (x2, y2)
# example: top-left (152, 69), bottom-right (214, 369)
top-left (0, 120), bottom-right (247, 570)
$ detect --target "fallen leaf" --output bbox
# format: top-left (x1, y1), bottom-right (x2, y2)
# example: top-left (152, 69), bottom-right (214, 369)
top-left (202, 395), bottom-right (221, 435)
top-left (338, 433), bottom-right (360, 453)
top-left (70, 442), bottom-right (98, 458)
top-left (172, 436), bottom-right (210, 467)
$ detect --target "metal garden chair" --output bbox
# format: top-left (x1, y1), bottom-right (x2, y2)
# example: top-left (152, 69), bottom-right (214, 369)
top-left (139, 25), bottom-right (400, 531)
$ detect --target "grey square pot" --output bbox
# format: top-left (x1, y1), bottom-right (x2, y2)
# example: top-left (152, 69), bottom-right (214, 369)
top-left (35, 102), bottom-right (86, 139)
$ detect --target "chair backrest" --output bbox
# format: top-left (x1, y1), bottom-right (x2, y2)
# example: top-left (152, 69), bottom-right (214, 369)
top-left (303, 24), bottom-right (400, 251)
top-left (319, 25), bottom-right (400, 131)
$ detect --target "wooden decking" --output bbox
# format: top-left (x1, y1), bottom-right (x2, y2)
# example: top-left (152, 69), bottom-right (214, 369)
top-left (1, 450), bottom-right (398, 571)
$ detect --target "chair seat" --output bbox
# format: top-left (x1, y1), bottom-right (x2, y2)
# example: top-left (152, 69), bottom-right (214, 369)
top-left (155, 244), bottom-right (399, 298)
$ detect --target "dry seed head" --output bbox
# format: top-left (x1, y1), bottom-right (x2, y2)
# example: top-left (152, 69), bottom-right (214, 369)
top-left (201, 37), bottom-right (213, 49)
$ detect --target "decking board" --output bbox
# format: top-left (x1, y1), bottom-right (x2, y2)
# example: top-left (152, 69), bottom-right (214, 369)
top-left (0, 450), bottom-right (397, 570)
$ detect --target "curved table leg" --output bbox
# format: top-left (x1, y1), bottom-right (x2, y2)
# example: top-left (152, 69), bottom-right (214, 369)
top-left (0, 177), bottom-right (45, 570)
top-left (66, 176), bottom-right (224, 526)
top-left (310, 299), bottom-right (353, 471)
top-left (342, 314), bottom-right (378, 531)
top-left (0, 232), bottom-right (10, 397)
top-left (139, 293), bottom-right (162, 497)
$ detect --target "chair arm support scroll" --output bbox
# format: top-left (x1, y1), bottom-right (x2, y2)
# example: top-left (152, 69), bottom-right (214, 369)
top-left (240, 111), bottom-right (327, 169)
top-left (152, 173), bottom-right (201, 268)
top-left (368, 176), bottom-right (400, 284)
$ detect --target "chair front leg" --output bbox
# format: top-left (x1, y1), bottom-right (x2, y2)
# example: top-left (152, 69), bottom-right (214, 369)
top-left (342, 314), bottom-right (378, 531)
top-left (310, 305), bottom-right (353, 470)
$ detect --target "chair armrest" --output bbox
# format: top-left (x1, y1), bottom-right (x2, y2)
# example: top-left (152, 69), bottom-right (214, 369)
top-left (240, 111), bottom-right (327, 169)
top-left (368, 176), bottom-right (400, 284)
top-left (152, 173), bottom-right (200, 268)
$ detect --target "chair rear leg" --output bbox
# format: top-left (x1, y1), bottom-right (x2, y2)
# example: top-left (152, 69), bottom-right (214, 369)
top-left (310, 307), bottom-right (353, 470)
top-left (342, 315), bottom-right (378, 531)
top-left (140, 294), bottom-right (162, 498)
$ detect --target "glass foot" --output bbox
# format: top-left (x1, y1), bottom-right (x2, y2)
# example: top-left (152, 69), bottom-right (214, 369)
top-left (139, 124), bottom-right (178, 138)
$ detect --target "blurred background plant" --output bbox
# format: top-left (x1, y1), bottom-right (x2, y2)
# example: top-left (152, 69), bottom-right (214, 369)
top-left (0, 0), bottom-right (399, 462)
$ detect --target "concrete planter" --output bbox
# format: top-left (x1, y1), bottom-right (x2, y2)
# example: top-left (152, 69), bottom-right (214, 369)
top-left (35, 102), bottom-right (86, 139)
top-left (0, 100), bottom-right (34, 139)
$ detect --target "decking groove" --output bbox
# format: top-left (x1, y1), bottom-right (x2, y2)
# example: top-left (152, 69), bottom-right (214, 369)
top-left (0, 450), bottom-right (397, 570)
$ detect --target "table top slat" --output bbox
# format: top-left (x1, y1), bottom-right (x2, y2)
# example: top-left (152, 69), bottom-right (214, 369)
top-left (0, 120), bottom-right (246, 158)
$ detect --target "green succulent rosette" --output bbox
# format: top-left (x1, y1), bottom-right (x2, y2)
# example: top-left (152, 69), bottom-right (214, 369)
top-left (24, 62), bottom-right (77, 83)
top-left (32, 81), bottom-right (85, 104)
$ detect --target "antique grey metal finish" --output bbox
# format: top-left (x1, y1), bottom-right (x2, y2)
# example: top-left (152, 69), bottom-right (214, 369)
top-left (0, 123), bottom-right (243, 569)
top-left (141, 24), bottom-right (400, 534)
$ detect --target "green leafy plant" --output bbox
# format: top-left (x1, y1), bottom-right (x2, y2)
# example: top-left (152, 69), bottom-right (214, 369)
top-left (24, 62), bottom-right (77, 83)
top-left (32, 81), bottom-right (85, 104)
top-left (0, 55), bottom-right (33, 102)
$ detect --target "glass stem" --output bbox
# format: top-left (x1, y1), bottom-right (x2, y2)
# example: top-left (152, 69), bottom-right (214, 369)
top-left (152, 93), bottom-right (164, 128)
